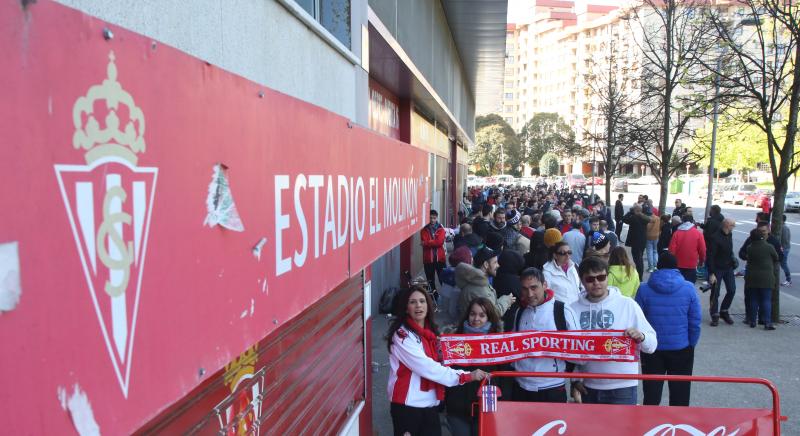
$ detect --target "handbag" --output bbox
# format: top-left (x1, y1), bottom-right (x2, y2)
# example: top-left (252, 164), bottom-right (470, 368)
top-left (378, 287), bottom-right (400, 314)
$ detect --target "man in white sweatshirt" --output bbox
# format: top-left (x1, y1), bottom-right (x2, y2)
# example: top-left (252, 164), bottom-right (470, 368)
top-left (568, 256), bottom-right (657, 405)
top-left (502, 267), bottom-right (573, 403)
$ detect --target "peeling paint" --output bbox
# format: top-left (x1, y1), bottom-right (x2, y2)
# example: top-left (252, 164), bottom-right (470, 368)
top-left (203, 164), bottom-right (244, 232)
top-left (250, 298), bottom-right (255, 316)
top-left (240, 309), bottom-right (248, 319)
top-left (252, 237), bottom-right (267, 261)
top-left (0, 241), bottom-right (21, 313)
top-left (57, 384), bottom-right (100, 436)
top-left (261, 275), bottom-right (268, 294)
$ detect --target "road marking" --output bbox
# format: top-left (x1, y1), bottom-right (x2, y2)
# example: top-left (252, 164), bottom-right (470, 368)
top-left (733, 228), bottom-right (800, 246)
top-left (781, 290), bottom-right (800, 303)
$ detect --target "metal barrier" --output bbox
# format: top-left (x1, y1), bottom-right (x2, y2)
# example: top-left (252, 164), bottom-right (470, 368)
top-left (477, 371), bottom-right (786, 436)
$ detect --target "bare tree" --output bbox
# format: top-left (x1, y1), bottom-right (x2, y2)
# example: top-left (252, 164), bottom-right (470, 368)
top-left (703, 2), bottom-right (800, 235)
top-left (584, 36), bottom-right (642, 205)
top-left (701, 1), bottom-right (800, 321)
top-left (626, 0), bottom-right (717, 213)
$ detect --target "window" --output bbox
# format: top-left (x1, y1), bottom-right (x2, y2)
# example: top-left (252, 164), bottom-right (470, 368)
top-left (505, 117), bottom-right (513, 124)
top-left (504, 93), bottom-right (514, 99)
top-left (505, 106), bottom-right (513, 113)
top-left (505, 81), bottom-right (513, 88)
top-left (295, 0), bottom-right (351, 47)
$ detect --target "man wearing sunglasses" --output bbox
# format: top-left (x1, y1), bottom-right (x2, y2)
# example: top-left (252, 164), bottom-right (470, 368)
top-left (568, 257), bottom-right (657, 405)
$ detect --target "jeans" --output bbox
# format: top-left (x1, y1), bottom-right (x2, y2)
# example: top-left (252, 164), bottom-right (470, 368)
top-left (446, 414), bottom-right (474, 436)
top-left (780, 247), bottom-right (792, 282)
top-left (423, 261), bottom-right (445, 291)
top-left (584, 386), bottom-right (638, 405)
top-left (390, 403), bottom-right (441, 436)
top-left (679, 268), bottom-right (697, 284)
top-left (710, 268), bottom-right (736, 316)
top-left (748, 288), bottom-right (773, 326)
top-left (641, 347), bottom-right (695, 406)
top-left (631, 246), bottom-right (645, 280)
top-left (512, 383), bottom-right (568, 403)
top-left (646, 240), bottom-right (659, 269)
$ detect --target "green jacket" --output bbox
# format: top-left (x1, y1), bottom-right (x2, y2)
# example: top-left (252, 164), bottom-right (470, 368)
top-left (744, 239), bottom-right (779, 289)
top-left (608, 265), bottom-right (640, 298)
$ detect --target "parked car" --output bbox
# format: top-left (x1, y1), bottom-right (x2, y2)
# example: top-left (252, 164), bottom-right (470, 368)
top-left (627, 174), bottom-right (659, 185)
top-left (743, 189), bottom-right (773, 208)
top-left (586, 176), bottom-right (604, 185)
top-left (612, 176), bottom-right (629, 192)
top-left (713, 183), bottom-right (734, 201)
top-left (566, 174), bottom-right (586, 189)
top-left (785, 192), bottom-right (800, 212)
top-left (722, 183), bottom-right (758, 204)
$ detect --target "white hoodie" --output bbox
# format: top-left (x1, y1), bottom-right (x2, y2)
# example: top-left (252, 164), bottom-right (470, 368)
top-left (567, 286), bottom-right (657, 390)
top-left (543, 260), bottom-right (583, 305)
top-left (509, 291), bottom-right (573, 391)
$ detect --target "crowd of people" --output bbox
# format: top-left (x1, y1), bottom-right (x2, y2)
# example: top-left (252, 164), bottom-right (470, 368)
top-left (386, 182), bottom-right (792, 436)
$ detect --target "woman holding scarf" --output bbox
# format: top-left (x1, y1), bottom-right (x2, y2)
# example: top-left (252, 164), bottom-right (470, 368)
top-left (387, 285), bottom-right (488, 436)
top-left (445, 298), bottom-right (502, 436)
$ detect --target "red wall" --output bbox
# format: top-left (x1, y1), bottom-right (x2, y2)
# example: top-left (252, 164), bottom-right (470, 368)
top-left (0, 1), bottom-right (427, 433)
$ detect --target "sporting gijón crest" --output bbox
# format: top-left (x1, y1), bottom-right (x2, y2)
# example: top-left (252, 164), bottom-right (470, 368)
top-left (54, 52), bottom-right (157, 397)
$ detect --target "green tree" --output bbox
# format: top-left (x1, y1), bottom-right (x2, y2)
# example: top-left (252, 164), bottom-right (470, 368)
top-left (692, 110), bottom-right (770, 173)
top-left (539, 153), bottom-right (560, 176)
top-left (471, 124), bottom-right (504, 175)
top-left (473, 115), bottom-right (524, 176)
top-left (518, 113), bottom-right (582, 174)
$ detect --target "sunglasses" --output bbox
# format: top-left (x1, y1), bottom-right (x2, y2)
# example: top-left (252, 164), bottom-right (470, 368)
top-left (583, 274), bottom-right (608, 283)
top-left (556, 250), bottom-right (572, 256)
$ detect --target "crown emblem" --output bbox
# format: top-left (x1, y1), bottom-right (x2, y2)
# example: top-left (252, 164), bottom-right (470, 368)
top-left (223, 346), bottom-right (258, 391)
top-left (72, 51), bottom-right (146, 165)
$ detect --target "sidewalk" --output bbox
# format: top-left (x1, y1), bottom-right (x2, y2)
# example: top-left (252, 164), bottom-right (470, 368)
top-left (370, 274), bottom-right (800, 434)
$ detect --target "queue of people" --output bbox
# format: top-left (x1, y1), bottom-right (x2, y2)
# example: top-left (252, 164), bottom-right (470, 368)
top-left (387, 182), bottom-right (790, 435)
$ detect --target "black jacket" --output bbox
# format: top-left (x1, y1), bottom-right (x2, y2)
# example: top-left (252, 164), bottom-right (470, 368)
top-left (657, 221), bottom-right (673, 252)
top-left (494, 250), bottom-right (525, 298)
top-left (473, 216), bottom-right (491, 239)
top-left (614, 200), bottom-right (624, 220)
top-left (623, 211), bottom-right (651, 250)
top-left (453, 233), bottom-right (483, 253)
top-left (707, 230), bottom-right (736, 272)
top-left (702, 214), bottom-right (724, 244)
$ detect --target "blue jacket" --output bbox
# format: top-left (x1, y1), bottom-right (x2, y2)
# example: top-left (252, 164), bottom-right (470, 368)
top-left (635, 269), bottom-right (701, 351)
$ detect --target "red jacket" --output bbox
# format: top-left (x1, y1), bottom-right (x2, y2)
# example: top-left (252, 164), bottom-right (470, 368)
top-left (668, 223), bottom-right (707, 269)
top-left (421, 224), bottom-right (446, 264)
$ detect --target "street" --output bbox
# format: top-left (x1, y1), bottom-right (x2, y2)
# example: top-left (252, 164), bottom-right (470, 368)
top-left (614, 184), bottom-right (799, 299)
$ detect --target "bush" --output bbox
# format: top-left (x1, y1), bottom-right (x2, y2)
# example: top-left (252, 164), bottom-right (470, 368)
top-left (539, 153), bottom-right (559, 176)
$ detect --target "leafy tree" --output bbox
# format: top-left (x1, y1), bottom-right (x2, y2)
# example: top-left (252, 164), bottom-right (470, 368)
top-left (518, 113), bottom-right (582, 174)
top-left (691, 110), bottom-right (770, 173)
top-left (539, 153), bottom-right (560, 176)
top-left (472, 115), bottom-right (524, 176)
top-left (471, 124), bottom-right (504, 175)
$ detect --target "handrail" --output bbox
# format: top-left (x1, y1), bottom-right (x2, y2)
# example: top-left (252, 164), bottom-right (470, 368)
top-left (479, 371), bottom-right (784, 436)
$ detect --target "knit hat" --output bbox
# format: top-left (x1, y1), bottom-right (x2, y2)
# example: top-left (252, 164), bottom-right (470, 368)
top-left (507, 210), bottom-right (521, 225)
top-left (449, 245), bottom-right (472, 267)
top-left (473, 247), bottom-right (498, 268)
top-left (543, 228), bottom-right (563, 248)
top-left (485, 232), bottom-right (505, 251)
top-left (657, 251), bottom-right (678, 269)
top-left (591, 231), bottom-right (609, 250)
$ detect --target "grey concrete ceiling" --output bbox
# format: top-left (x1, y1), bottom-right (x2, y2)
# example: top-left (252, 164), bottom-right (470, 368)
top-left (441, 0), bottom-right (508, 115)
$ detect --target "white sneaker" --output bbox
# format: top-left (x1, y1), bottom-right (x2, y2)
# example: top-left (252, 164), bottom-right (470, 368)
top-left (781, 281), bottom-right (792, 287)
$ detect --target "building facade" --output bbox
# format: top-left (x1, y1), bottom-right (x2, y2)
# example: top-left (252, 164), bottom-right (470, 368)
top-left (0, 0), bottom-right (506, 434)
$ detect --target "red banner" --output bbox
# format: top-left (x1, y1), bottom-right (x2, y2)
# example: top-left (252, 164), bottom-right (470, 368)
top-left (480, 402), bottom-right (774, 436)
top-left (0, 1), bottom-right (427, 434)
top-left (440, 330), bottom-right (637, 366)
